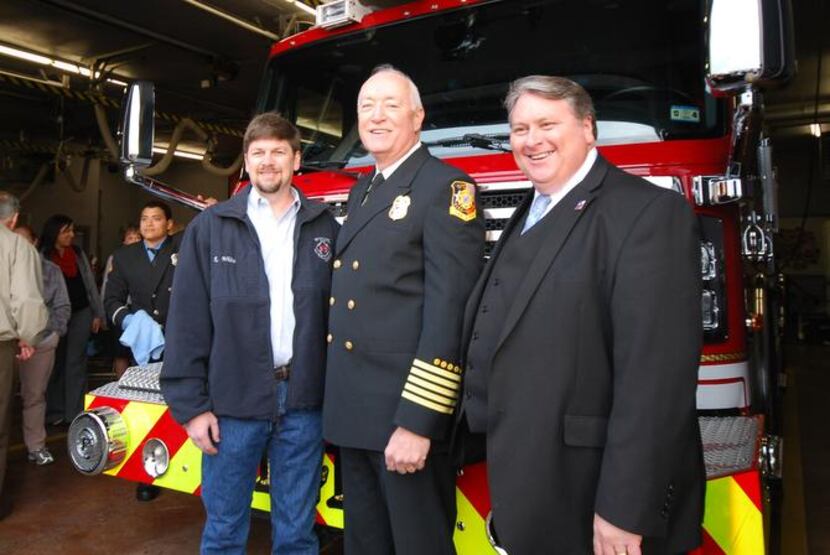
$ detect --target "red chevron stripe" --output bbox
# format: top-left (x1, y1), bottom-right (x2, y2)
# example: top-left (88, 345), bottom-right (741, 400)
top-left (732, 469), bottom-right (763, 511)
top-left (456, 462), bottom-right (491, 519)
top-left (699, 527), bottom-right (727, 555)
top-left (87, 395), bottom-right (130, 413)
top-left (115, 409), bottom-right (190, 483)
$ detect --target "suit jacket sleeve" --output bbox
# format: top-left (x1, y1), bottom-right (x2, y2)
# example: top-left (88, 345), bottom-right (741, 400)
top-left (159, 215), bottom-right (214, 425)
top-left (9, 236), bottom-right (48, 344)
top-left (104, 249), bottom-right (133, 329)
top-left (593, 191), bottom-right (702, 536)
top-left (393, 176), bottom-right (485, 440)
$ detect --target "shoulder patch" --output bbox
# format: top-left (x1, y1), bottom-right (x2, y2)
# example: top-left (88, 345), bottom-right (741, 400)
top-left (449, 180), bottom-right (476, 222)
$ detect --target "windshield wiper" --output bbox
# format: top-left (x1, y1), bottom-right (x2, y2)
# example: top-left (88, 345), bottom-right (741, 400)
top-left (424, 133), bottom-right (511, 152)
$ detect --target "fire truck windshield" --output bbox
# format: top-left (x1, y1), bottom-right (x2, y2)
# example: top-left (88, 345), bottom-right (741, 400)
top-left (258, 0), bottom-right (723, 165)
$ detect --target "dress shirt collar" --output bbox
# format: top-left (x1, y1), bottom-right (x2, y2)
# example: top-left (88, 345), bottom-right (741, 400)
top-left (376, 141), bottom-right (423, 181)
top-left (247, 185), bottom-right (301, 219)
top-left (532, 147), bottom-right (598, 215)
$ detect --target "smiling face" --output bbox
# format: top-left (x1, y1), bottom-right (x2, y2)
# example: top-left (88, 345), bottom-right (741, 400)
top-left (357, 71), bottom-right (424, 170)
top-left (55, 223), bottom-right (75, 249)
top-left (139, 207), bottom-right (172, 245)
top-left (244, 137), bottom-right (300, 197)
top-left (508, 93), bottom-right (595, 195)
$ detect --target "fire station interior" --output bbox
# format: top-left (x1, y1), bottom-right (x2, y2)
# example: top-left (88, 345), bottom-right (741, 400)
top-left (0, 0), bottom-right (828, 553)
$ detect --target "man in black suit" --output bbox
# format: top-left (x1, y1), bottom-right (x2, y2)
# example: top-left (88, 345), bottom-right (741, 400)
top-left (104, 199), bottom-right (179, 502)
top-left (323, 65), bottom-right (485, 554)
top-left (104, 200), bottom-right (179, 339)
top-left (457, 76), bottom-right (704, 554)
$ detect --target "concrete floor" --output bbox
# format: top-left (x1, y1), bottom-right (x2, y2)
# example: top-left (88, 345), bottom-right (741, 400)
top-left (0, 345), bottom-right (828, 554)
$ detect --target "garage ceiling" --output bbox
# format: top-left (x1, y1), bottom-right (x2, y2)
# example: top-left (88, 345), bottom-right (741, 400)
top-left (0, 0), bottom-right (827, 186)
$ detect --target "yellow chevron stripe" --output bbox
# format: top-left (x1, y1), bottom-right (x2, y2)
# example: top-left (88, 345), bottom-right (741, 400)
top-left (403, 383), bottom-right (457, 407)
top-left (103, 401), bottom-right (167, 476)
top-left (703, 475), bottom-right (765, 555)
top-left (413, 359), bottom-right (462, 382)
top-left (408, 374), bottom-right (459, 399)
top-left (402, 391), bottom-right (455, 414)
top-left (453, 486), bottom-right (496, 553)
top-left (153, 439), bottom-right (203, 494)
top-left (410, 367), bottom-right (460, 390)
top-left (316, 453), bottom-right (344, 528)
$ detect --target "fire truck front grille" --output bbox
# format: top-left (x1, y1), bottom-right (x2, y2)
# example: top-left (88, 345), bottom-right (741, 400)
top-left (480, 191), bottom-right (527, 209)
top-left (699, 415), bottom-right (761, 479)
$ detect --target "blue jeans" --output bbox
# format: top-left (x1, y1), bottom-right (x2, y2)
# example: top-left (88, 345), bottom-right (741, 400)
top-left (201, 381), bottom-right (323, 555)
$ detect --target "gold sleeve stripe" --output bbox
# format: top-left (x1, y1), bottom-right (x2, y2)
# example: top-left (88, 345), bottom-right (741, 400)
top-left (412, 359), bottom-right (461, 382)
top-left (401, 391), bottom-right (455, 415)
top-left (409, 367), bottom-right (460, 390)
top-left (407, 374), bottom-right (459, 399)
top-left (403, 383), bottom-right (457, 408)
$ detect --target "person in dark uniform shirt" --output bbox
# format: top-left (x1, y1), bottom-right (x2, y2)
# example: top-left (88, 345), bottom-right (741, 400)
top-left (323, 65), bottom-right (485, 555)
top-left (104, 200), bottom-right (179, 336)
top-left (104, 199), bottom-right (178, 502)
top-left (455, 75), bottom-right (704, 555)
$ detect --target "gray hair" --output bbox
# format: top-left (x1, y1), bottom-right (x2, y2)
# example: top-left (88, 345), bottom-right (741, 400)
top-left (0, 191), bottom-right (20, 222)
top-left (366, 64), bottom-right (423, 110)
top-left (504, 75), bottom-right (597, 139)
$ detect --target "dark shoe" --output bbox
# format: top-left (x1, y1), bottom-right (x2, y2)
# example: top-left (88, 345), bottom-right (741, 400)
top-left (135, 483), bottom-right (161, 502)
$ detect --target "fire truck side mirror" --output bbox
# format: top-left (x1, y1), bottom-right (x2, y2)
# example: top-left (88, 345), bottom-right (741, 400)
top-left (120, 80), bottom-right (155, 169)
top-left (706, 0), bottom-right (795, 93)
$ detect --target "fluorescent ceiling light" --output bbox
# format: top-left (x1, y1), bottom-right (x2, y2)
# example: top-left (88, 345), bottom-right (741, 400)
top-left (810, 123), bottom-right (822, 138)
top-left (286, 0), bottom-right (316, 16)
top-left (0, 42), bottom-right (125, 86)
top-left (153, 146), bottom-right (205, 161)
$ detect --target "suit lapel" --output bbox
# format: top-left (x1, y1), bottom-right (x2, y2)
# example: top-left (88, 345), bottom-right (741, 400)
top-left (493, 156), bottom-right (609, 355)
top-left (145, 239), bottom-right (173, 292)
top-left (335, 146), bottom-right (430, 256)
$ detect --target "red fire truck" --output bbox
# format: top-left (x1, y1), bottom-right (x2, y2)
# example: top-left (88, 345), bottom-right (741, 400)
top-left (68, 1), bottom-right (794, 553)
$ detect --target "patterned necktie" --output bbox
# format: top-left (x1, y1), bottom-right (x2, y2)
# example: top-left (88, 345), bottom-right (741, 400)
top-left (521, 193), bottom-right (552, 234)
top-left (361, 172), bottom-right (385, 206)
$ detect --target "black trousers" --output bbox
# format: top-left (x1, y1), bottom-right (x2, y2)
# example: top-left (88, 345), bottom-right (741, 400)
top-left (340, 446), bottom-right (456, 555)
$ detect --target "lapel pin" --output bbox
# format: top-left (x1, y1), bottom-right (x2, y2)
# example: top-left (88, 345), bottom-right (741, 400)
top-left (574, 199), bottom-right (587, 211)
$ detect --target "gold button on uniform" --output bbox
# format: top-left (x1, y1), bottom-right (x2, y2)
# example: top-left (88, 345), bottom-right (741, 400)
top-left (344, 341), bottom-right (353, 351)
top-left (327, 333), bottom-right (333, 344)
top-left (352, 260), bottom-right (360, 271)
top-left (329, 296), bottom-right (336, 306)
top-left (347, 299), bottom-right (356, 310)
top-left (333, 259), bottom-right (342, 269)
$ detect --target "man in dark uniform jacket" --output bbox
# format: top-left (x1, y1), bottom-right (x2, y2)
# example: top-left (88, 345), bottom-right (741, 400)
top-left (456, 76), bottom-right (705, 554)
top-left (323, 65), bottom-right (485, 554)
top-left (104, 200), bottom-right (179, 336)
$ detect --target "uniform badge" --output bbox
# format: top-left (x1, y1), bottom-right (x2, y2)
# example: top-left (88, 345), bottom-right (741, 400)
top-left (314, 237), bottom-right (332, 262)
top-left (449, 180), bottom-right (476, 222)
top-left (388, 195), bottom-right (411, 221)
top-left (171, 253), bottom-right (178, 266)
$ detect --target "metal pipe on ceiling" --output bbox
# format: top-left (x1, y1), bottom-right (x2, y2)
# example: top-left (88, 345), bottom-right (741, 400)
top-left (180, 0), bottom-right (281, 41)
top-left (35, 0), bottom-right (228, 59)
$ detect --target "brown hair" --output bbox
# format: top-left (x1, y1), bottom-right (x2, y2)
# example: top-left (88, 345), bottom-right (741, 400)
top-left (504, 75), bottom-right (597, 140)
top-left (243, 112), bottom-right (301, 154)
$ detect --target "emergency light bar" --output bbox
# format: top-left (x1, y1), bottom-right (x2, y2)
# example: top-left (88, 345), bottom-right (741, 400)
top-left (316, 0), bottom-right (371, 29)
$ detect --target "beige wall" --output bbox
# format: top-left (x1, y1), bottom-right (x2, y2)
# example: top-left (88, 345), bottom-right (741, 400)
top-left (19, 156), bottom-right (229, 267)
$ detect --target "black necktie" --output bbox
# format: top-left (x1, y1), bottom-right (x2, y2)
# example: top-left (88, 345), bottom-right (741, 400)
top-left (361, 173), bottom-right (385, 206)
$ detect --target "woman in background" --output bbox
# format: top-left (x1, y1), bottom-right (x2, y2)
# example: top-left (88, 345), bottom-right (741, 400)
top-left (39, 214), bottom-right (104, 426)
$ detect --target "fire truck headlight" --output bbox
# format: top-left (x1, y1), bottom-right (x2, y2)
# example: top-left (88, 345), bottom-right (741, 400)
top-left (67, 407), bottom-right (128, 475)
top-left (702, 289), bottom-right (721, 331)
top-left (142, 438), bottom-right (170, 478)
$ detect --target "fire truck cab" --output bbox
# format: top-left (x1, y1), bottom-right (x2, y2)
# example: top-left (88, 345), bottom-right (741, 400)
top-left (69, 1), bottom-right (794, 553)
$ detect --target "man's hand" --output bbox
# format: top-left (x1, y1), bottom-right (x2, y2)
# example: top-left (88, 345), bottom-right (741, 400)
top-left (384, 426), bottom-right (430, 474)
top-left (91, 317), bottom-right (103, 334)
top-left (184, 411), bottom-right (220, 455)
top-left (16, 340), bottom-right (35, 361)
top-left (593, 513), bottom-right (642, 555)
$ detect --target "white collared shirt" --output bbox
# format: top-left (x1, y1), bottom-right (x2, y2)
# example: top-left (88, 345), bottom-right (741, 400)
top-left (377, 141), bottom-right (423, 180)
top-left (246, 186), bottom-right (301, 366)
top-left (532, 147), bottom-right (598, 220)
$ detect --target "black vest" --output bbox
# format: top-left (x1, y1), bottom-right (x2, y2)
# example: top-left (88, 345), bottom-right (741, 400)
top-left (463, 209), bottom-right (554, 433)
